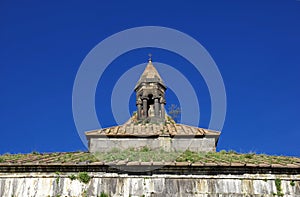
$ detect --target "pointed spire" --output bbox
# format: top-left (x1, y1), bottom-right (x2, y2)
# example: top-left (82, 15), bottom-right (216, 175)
top-left (135, 55), bottom-right (165, 89)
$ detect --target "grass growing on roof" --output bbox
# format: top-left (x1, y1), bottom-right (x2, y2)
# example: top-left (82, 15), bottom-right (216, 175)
top-left (0, 149), bottom-right (299, 164)
top-left (94, 147), bottom-right (181, 162)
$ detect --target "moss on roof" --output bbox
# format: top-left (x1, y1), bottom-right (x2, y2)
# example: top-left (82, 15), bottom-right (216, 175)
top-left (0, 149), bottom-right (299, 167)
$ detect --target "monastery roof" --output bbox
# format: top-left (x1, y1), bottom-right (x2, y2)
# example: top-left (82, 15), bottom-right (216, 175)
top-left (0, 151), bottom-right (299, 174)
top-left (85, 120), bottom-right (220, 139)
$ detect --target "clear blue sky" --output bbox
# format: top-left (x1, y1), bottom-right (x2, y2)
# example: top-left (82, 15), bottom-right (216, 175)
top-left (0, 1), bottom-right (299, 156)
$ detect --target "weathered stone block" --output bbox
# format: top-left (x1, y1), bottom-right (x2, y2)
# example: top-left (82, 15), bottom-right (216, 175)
top-left (89, 137), bottom-right (217, 153)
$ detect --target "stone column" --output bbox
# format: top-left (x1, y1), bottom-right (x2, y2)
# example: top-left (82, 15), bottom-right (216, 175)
top-left (154, 98), bottom-right (159, 117)
top-left (160, 103), bottom-right (165, 119)
top-left (137, 104), bottom-right (142, 120)
top-left (143, 98), bottom-right (148, 118)
top-left (160, 97), bottom-right (165, 119)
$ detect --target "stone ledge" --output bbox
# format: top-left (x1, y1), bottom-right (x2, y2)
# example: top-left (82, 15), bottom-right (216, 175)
top-left (0, 164), bottom-right (299, 175)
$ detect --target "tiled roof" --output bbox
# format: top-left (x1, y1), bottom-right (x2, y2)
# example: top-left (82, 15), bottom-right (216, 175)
top-left (1, 151), bottom-right (299, 175)
top-left (85, 123), bottom-right (220, 138)
top-left (0, 151), bottom-right (299, 168)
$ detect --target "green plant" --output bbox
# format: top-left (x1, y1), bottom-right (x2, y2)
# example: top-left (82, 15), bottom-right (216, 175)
top-left (55, 171), bottom-right (60, 184)
top-left (275, 178), bottom-right (284, 196)
top-left (77, 172), bottom-right (91, 184)
top-left (176, 149), bottom-right (203, 163)
top-left (141, 146), bottom-right (150, 152)
top-left (244, 154), bottom-right (254, 159)
top-left (228, 150), bottom-right (237, 154)
top-left (56, 177), bottom-right (60, 185)
top-left (68, 174), bottom-right (77, 181)
top-left (100, 192), bottom-right (109, 197)
top-left (219, 150), bottom-right (227, 154)
top-left (82, 190), bottom-right (88, 197)
top-left (290, 180), bottom-right (295, 186)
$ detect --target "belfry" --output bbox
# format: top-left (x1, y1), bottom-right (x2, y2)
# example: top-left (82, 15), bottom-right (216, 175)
top-left (85, 57), bottom-right (221, 153)
top-left (135, 57), bottom-right (166, 123)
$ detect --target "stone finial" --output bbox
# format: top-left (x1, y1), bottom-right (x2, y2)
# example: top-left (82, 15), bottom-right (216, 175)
top-left (148, 53), bottom-right (152, 62)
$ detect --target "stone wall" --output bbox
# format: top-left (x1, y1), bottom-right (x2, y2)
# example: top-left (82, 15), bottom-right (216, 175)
top-left (0, 172), bottom-right (299, 197)
top-left (89, 137), bottom-right (216, 153)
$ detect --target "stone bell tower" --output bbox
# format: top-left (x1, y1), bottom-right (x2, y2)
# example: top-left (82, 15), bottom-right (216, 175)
top-left (134, 56), bottom-right (166, 123)
top-left (86, 55), bottom-right (221, 153)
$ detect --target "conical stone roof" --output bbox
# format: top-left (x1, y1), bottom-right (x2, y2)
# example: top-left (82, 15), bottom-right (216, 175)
top-left (135, 60), bottom-right (165, 89)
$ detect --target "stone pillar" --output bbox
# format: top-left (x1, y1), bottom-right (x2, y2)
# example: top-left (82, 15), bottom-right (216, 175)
top-left (137, 104), bottom-right (142, 120)
top-left (143, 99), bottom-right (148, 118)
top-left (154, 98), bottom-right (159, 117)
top-left (160, 103), bottom-right (165, 119)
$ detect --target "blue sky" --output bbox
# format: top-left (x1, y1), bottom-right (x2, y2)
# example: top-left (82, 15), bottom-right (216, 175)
top-left (0, 1), bottom-right (299, 156)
